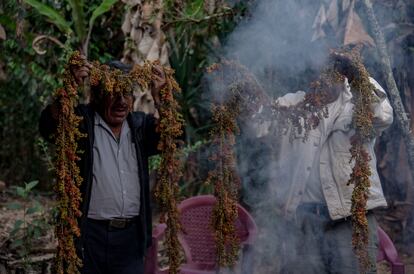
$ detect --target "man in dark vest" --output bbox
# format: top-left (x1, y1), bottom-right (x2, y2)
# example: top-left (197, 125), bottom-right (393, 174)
top-left (39, 57), bottom-right (166, 274)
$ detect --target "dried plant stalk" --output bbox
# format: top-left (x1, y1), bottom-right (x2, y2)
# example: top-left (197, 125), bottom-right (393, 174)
top-left (207, 99), bottom-right (241, 267)
top-left (153, 66), bottom-right (184, 274)
top-left (54, 51), bottom-right (85, 274)
top-left (337, 48), bottom-right (376, 273)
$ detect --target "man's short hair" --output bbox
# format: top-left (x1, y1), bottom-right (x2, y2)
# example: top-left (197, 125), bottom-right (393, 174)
top-left (105, 60), bottom-right (132, 73)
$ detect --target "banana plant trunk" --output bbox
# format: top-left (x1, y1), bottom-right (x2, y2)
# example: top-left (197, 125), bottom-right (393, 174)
top-left (121, 0), bottom-right (170, 115)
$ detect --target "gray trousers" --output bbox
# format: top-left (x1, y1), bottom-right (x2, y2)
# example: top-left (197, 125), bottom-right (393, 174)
top-left (280, 206), bottom-right (378, 274)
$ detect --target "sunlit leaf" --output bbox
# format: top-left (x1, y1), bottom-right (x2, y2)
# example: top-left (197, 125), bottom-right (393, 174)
top-left (88, 0), bottom-right (117, 31)
top-left (23, 0), bottom-right (72, 34)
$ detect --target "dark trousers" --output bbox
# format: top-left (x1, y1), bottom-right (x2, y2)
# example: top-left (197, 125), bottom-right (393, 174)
top-left (281, 204), bottom-right (378, 274)
top-left (81, 218), bottom-right (144, 274)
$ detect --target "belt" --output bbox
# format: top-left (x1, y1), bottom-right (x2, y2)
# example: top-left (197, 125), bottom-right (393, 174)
top-left (297, 203), bottom-right (373, 226)
top-left (87, 216), bottom-right (139, 230)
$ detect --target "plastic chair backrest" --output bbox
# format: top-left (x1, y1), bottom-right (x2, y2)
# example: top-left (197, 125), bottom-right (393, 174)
top-left (177, 195), bottom-right (257, 269)
top-left (377, 226), bottom-right (405, 274)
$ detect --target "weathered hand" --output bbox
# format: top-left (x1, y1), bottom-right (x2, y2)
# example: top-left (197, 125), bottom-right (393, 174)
top-left (151, 65), bottom-right (166, 106)
top-left (70, 54), bottom-right (93, 86)
top-left (330, 50), bottom-right (360, 83)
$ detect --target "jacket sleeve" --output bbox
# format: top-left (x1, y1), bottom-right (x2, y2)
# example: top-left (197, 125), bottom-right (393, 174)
top-left (39, 104), bottom-right (58, 143)
top-left (252, 91), bottom-right (307, 138)
top-left (144, 114), bottom-right (160, 156)
top-left (369, 77), bottom-right (394, 134)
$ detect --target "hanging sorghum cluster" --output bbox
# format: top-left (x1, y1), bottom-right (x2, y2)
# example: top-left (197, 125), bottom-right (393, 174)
top-left (153, 66), bottom-right (184, 274)
top-left (53, 51), bottom-right (86, 274)
top-left (207, 98), bottom-right (242, 267)
top-left (206, 61), bottom-right (268, 267)
top-left (206, 60), bottom-right (341, 143)
top-left (206, 60), bottom-right (269, 116)
top-left (271, 67), bottom-right (344, 142)
top-left (54, 51), bottom-right (183, 273)
top-left (336, 48), bottom-right (377, 273)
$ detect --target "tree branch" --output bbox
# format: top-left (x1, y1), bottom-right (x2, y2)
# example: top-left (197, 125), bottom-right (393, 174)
top-left (362, 0), bottom-right (414, 180)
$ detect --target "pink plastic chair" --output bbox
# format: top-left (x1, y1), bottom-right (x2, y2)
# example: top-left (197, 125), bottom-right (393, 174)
top-left (144, 195), bottom-right (258, 274)
top-left (377, 226), bottom-right (405, 274)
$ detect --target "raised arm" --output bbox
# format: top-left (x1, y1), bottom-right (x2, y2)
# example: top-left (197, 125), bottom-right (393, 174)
top-left (369, 77), bottom-right (394, 134)
top-left (39, 54), bottom-right (91, 142)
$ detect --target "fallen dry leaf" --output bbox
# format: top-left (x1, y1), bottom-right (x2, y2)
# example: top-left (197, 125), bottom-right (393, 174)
top-left (342, 0), bottom-right (374, 46)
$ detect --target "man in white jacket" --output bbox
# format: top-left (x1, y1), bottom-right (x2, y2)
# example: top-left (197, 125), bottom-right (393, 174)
top-left (255, 75), bottom-right (393, 273)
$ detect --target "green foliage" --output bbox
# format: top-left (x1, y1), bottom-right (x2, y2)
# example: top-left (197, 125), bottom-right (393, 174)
top-left (7, 180), bottom-right (51, 262)
top-left (149, 140), bottom-right (207, 172)
top-left (67, 0), bottom-right (86, 41)
top-left (0, 0), bottom-right (123, 187)
top-left (36, 137), bottom-right (55, 171)
top-left (163, 0), bottom-right (248, 143)
top-left (89, 0), bottom-right (118, 31)
top-left (23, 0), bottom-right (72, 34)
top-left (158, 1), bottom-right (248, 196)
top-left (150, 140), bottom-right (214, 196)
top-left (23, 0), bottom-right (118, 54)
top-left (0, 0), bottom-right (245, 193)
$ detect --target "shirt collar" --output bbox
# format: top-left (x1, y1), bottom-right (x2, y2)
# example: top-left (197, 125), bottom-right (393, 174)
top-left (95, 113), bottom-right (130, 142)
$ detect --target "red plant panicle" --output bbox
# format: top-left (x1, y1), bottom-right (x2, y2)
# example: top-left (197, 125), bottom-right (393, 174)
top-left (153, 65), bottom-right (184, 274)
top-left (207, 98), bottom-right (241, 267)
top-left (335, 48), bottom-right (376, 273)
top-left (54, 51), bottom-right (85, 274)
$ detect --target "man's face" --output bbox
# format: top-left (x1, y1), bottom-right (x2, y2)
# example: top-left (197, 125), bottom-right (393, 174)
top-left (100, 93), bottom-right (134, 128)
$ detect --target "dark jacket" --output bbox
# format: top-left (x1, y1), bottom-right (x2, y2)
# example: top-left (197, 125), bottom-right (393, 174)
top-left (39, 104), bottom-right (159, 255)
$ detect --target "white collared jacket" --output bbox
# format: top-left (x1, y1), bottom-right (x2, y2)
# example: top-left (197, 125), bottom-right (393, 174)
top-left (255, 77), bottom-right (393, 220)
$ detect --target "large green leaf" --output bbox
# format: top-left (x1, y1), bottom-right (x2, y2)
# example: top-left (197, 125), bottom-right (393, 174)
top-left (68, 0), bottom-right (86, 42)
top-left (88, 0), bottom-right (117, 30)
top-left (83, 0), bottom-right (117, 54)
top-left (16, 186), bottom-right (26, 198)
top-left (23, 0), bottom-right (72, 34)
